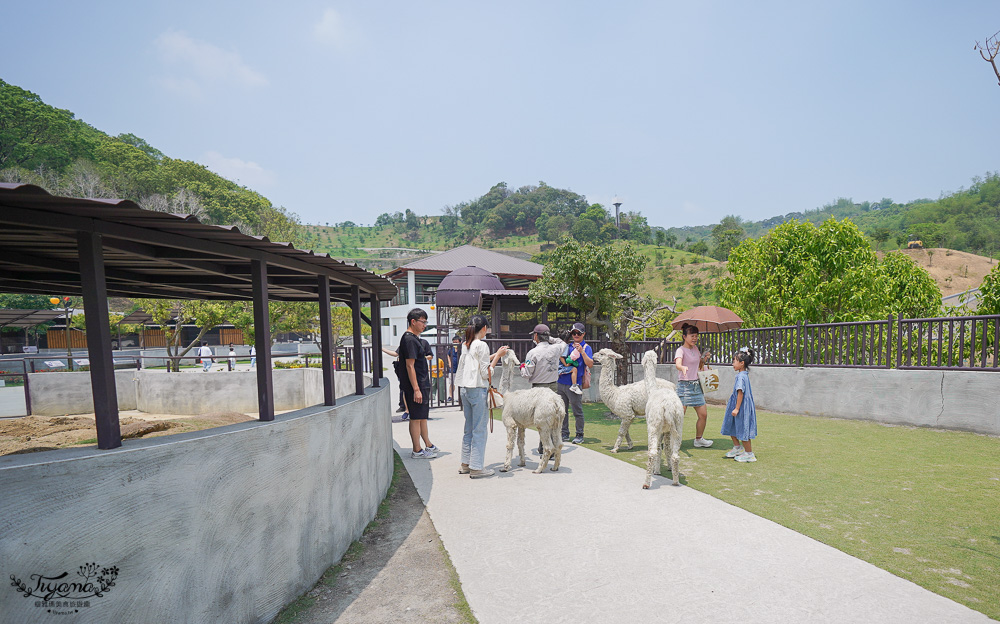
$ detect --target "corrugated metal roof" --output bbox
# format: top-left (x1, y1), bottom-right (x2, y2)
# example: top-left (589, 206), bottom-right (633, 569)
top-left (0, 183), bottom-right (397, 302)
top-left (385, 245), bottom-right (542, 279)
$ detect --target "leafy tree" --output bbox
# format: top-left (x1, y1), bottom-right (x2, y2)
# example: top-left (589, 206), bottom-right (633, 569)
top-left (571, 218), bottom-right (600, 243)
top-left (0, 293), bottom-right (58, 309)
top-left (877, 252), bottom-right (942, 318)
top-left (528, 240), bottom-right (647, 332)
top-left (871, 227), bottom-right (891, 251)
top-left (135, 299), bottom-right (229, 371)
top-left (719, 218), bottom-right (941, 327)
top-left (0, 80), bottom-right (100, 171)
top-left (654, 230), bottom-right (666, 247)
top-left (979, 262), bottom-right (1000, 315)
top-left (689, 240), bottom-right (709, 257)
top-left (711, 215), bottom-right (745, 260)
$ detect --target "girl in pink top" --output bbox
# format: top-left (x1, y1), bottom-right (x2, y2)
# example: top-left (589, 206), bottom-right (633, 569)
top-left (673, 323), bottom-right (714, 448)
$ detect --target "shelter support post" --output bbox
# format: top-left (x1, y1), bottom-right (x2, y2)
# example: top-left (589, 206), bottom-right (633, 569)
top-left (318, 276), bottom-right (336, 406)
top-left (252, 259), bottom-right (274, 421)
top-left (369, 293), bottom-right (382, 386)
top-left (351, 285), bottom-right (364, 395)
top-left (77, 231), bottom-right (121, 450)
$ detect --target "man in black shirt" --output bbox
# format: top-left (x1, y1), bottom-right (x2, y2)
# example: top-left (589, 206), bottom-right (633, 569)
top-left (398, 308), bottom-right (439, 458)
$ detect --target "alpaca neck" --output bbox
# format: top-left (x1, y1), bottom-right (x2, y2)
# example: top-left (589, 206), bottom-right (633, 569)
top-left (499, 365), bottom-right (511, 395)
top-left (643, 362), bottom-right (657, 392)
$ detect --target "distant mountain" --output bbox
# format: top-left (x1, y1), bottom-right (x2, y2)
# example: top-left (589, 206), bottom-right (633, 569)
top-left (665, 181), bottom-right (1000, 260)
top-left (0, 78), bottom-right (298, 241)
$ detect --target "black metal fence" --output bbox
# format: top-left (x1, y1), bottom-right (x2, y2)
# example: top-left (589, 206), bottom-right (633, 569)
top-left (665, 313), bottom-right (1000, 371)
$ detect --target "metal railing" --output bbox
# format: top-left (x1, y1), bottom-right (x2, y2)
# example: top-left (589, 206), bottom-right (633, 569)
top-left (668, 313), bottom-right (1000, 372)
top-left (0, 347), bottom-right (375, 374)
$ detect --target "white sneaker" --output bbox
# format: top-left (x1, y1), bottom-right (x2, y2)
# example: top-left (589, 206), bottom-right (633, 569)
top-left (469, 468), bottom-right (494, 478)
top-left (426, 444), bottom-right (440, 454)
top-left (693, 437), bottom-right (714, 448)
top-left (724, 445), bottom-right (744, 458)
top-left (569, 384), bottom-right (583, 395)
top-left (411, 448), bottom-right (436, 459)
top-left (735, 451), bottom-right (757, 463)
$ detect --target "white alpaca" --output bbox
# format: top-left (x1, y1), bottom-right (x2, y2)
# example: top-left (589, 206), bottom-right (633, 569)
top-left (641, 349), bottom-right (684, 488)
top-left (592, 348), bottom-right (676, 453)
top-left (496, 351), bottom-right (564, 473)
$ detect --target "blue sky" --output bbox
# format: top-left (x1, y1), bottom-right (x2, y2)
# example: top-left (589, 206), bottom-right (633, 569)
top-left (3, 1), bottom-right (1000, 230)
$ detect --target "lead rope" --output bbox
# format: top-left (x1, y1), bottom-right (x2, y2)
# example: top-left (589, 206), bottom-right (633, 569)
top-left (487, 366), bottom-right (503, 433)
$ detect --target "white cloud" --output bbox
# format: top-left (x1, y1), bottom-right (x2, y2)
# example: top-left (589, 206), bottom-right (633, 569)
top-left (313, 8), bottom-right (351, 47)
top-left (202, 151), bottom-right (276, 189)
top-left (154, 31), bottom-right (267, 96)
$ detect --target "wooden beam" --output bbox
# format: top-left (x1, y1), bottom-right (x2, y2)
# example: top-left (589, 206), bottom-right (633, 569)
top-left (252, 259), bottom-right (274, 421)
top-left (77, 231), bottom-right (122, 450)
top-left (351, 285), bottom-right (364, 395)
top-left (318, 276), bottom-right (336, 406)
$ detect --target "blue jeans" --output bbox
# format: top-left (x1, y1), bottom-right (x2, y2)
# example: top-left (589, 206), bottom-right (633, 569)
top-left (460, 387), bottom-right (489, 470)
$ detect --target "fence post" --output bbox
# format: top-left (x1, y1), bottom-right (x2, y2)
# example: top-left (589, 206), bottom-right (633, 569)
top-left (796, 321), bottom-right (803, 367)
top-left (895, 313), bottom-right (903, 369)
top-left (886, 316), bottom-right (893, 368)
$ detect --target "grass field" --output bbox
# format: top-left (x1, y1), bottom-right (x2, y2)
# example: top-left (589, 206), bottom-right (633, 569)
top-left (567, 402), bottom-right (1000, 620)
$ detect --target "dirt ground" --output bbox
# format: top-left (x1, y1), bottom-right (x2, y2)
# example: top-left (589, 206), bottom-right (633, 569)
top-left (886, 247), bottom-right (996, 296)
top-left (0, 410), bottom-right (257, 456)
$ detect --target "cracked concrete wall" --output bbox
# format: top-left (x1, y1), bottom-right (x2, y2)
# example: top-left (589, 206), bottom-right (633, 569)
top-left (28, 369), bottom-right (370, 416)
top-left (0, 381), bottom-right (393, 624)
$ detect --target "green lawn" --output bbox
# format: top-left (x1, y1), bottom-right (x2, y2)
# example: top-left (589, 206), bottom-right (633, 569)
top-left (572, 402), bottom-right (1000, 620)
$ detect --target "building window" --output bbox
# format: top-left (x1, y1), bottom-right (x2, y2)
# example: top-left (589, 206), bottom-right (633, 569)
top-left (382, 318), bottom-right (390, 326)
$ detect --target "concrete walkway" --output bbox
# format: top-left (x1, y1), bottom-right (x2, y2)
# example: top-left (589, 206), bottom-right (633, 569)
top-left (392, 405), bottom-right (993, 624)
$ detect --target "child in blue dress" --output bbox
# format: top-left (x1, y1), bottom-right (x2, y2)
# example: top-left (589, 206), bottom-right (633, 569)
top-left (721, 347), bottom-right (757, 462)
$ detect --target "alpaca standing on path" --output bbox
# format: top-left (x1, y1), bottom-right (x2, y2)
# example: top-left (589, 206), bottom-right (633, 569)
top-left (592, 348), bottom-right (675, 453)
top-left (496, 351), bottom-right (564, 473)
top-left (641, 349), bottom-right (684, 488)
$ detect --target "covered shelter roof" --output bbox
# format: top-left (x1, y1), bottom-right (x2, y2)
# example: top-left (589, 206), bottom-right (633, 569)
top-left (435, 266), bottom-right (505, 307)
top-left (0, 308), bottom-right (66, 329)
top-left (0, 183), bottom-right (389, 449)
top-left (0, 183), bottom-right (397, 303)
top-left (384, 245), bottom-right (542, 280)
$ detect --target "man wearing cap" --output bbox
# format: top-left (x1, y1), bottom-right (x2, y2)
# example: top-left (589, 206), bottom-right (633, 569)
top-left (558, 322), bottom-right (593, 445)
top-left (524, 323), bottom-right (566, 453)
top-left (523, 324), bottom-right (564, 391)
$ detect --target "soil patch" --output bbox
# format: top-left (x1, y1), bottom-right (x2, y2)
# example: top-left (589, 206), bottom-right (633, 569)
top-left (879, 248), bottom-right (995, 296)
top-left (0, 410), bottom-right (256, 456)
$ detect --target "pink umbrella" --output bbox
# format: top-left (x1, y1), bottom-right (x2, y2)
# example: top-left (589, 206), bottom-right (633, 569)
top-left (670, 306), bottom-right (743, 333)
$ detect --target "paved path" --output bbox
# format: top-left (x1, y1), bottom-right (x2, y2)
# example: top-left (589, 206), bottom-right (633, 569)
top-left (392, 405), bottom-right (992, 624)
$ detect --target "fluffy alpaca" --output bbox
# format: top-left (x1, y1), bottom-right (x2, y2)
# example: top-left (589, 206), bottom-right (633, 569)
top-left (496, 351), bottom-right (564, 473)
top-left (641, 349), bottom-right (684, 488)
top-left (592, 348), bottom-right (676, 453)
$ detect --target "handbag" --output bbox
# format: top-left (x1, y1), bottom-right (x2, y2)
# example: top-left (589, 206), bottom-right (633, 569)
top-left (697, 367), bottom-right (720, 394)
top-left (581, 366), bottom-right (592, 389)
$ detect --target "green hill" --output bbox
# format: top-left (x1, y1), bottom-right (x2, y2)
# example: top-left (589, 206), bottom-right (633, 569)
top-left (0, 78), bottom-right (298, 241)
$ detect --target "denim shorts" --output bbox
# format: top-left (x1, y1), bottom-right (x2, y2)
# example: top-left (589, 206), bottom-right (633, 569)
top-left (676, 380), bottom-right (706, 407)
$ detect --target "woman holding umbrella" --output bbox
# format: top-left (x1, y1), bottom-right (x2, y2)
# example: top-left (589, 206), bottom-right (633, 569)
top-left (674, 323), bottom-right (714, 448)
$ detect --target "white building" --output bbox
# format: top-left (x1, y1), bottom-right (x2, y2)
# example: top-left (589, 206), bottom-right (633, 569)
top-left (379, 245), bottom-right (543, 347)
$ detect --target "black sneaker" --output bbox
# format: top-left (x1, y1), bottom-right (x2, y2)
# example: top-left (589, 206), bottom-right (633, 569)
top-left (572, 436), bottom-right (584, 444)
top-left (561, 435), bottom-right (570, 442)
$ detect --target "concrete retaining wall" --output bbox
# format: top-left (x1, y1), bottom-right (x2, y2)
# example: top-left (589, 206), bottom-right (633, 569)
top-left (0, 381), bottom-right (393, 624)
top-left (571, 363), bottom-right (999, 436)
top-left (28, 369), bottom-right (369, 416)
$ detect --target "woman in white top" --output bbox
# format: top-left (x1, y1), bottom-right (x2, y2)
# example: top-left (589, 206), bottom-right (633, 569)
top-left (455, 315), bottom-right (508, 478)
